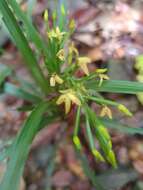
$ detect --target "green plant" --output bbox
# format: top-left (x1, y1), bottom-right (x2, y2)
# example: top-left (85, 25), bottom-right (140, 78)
top-left (0, 1), bottom-right (143, 189)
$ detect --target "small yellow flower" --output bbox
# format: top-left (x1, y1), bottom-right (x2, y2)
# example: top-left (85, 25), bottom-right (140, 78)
top-left (77, 57), bottom-right (91, 75)
top-left (118, 104), bottom-right (132, 117)
top-left (100, 106), bottom-right (112, 119)
top-left (50, 73), bottom-right (64, 87)
top-left (69, 42), bottom-right (79, 56)
top-left (44, 10), bottom-right (48, 21)
top-left (56, 49), bottom-right (65, 61)
top-left (47, 27), bottom-right (66, 42)
top-left (56, 89), bottom-right (81, 114)
top-left (68, 42), bottom-right (79, 64)
top-left (99, 74), bottom-right (109, 86)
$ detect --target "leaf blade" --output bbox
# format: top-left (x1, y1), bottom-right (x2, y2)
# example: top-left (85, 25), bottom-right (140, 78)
top-left (86, 80), bottom-right (143, 94)
top-left (4, 82), bottom-right (41, 102)
top-left (0, 0), bottom-right (49, 94)
top-left (100, 118), bottom-right (143, 135)
top-left (0, 101), bottom-right (49, 190)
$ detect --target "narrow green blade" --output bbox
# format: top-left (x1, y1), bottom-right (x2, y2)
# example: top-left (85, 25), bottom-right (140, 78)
top-left (0, 102), bottom-right (49, 190)
top-left (86, 80), bottom-right (143, 94)
top-left (4, 82), bottom-right (41, 103)
top-left (101, 118), bottom-right (143, 135)
top-left (4, 82), bottom-right (41, 102)
top-left (0, 0), bottom-right (48, 94)
top-left (6, 0), bottom-right (52, 71)
top-left (6, 0), bottom-right (45, 52)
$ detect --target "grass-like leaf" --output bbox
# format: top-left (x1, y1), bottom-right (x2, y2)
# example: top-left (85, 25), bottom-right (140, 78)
top-left (0, 102), bottom-right (49, 190)
top-left (6, 0), bottom-right (46, 52)
top-left (6, 0), bottom-right (54, 72)
top-left (101, 118), bottom-right (143, 135)
top-left (0, 0), bottom-right (49, 94)
top-left (86, 80), bottom-right (143, 94)
top-left (4, 82), bottom-right (41, 102)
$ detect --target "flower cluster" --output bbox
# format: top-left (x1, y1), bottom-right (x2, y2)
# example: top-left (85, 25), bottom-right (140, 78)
top-left (43, 7), bottom-right (132, 167)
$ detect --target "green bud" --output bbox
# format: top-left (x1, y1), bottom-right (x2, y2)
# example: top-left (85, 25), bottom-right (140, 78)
top-left (107, 150), bottom-right (117, 168)
top-left (44, 10), bottom-right (48, 21)
top-left (135, 55), bottom-right (143, 73)
top-left (108, 141), bottom-right (112, 149)
top-left (73, 136), bottom-right (82, 150)
top-left (92, 149), bottom-right (105, 162)
top-left (52, 10), bottom-right (57, 21)
top-left (98, 125), bottom-right (110, 141)
top-left (118, 104), bottom-right (132, 117)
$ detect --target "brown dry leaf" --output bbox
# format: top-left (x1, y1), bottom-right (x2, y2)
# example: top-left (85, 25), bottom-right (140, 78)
top-left (74, 34), bottom-right (95, 47)
top-left (87, 47), bottom-right (103, 61)
top-left (52, 170), bottom-right (73, 188)
top-left (71, 180), bottom-right (90, 190)
top-left (129, 141), bottom-right (143, 161)
top-left (72, 6), bottom-right (100, 27)
top-left (68, 162), bottom-right (86, 180)
top-left (133, 160), bottom-right (143, 174)
top-left (129, 140), bottom-right (143, 174)
top-left (64, 145), bottom-right (86, 180)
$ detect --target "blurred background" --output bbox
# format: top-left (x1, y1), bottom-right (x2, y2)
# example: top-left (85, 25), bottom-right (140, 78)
top-left (1, 0), bottom-right (143, 189)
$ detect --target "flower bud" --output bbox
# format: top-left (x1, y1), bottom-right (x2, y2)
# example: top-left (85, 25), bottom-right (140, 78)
top-left (118, 104), bottom-right (132, 117)
top-left (73, 136), bottom-right (82, 150)
top-left (44, 10), bottom-right (48, 21)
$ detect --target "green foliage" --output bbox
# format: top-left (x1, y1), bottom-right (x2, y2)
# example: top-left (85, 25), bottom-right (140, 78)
top-left (0, 102), bottom-right (50, 190)
top-left (0, 0), bottom-right (48, 94)
top-left (0, 0), bottom-right (143, 189)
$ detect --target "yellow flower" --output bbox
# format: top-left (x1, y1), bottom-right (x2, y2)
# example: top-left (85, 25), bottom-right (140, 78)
top-left (68, 42), bottom-right (79, 64)
top-left (77, 57), bottom-right (91, 75)
top-left (69, 42), bottom-right (79, 56)
top-left (100, 106), bottom-right (112, 119)
top-left (50, 73), bottom-right (64, 87)
top-left (99, 74), bottom-right (109, 86)
top-left (47, 27), bottom-right (66, 42)
top-left (56, 49), bottom-right (65, 61)
top-left (56, 89), bottom-right (81, 114)
top-left (118, 104), bottom-right (132, 117)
